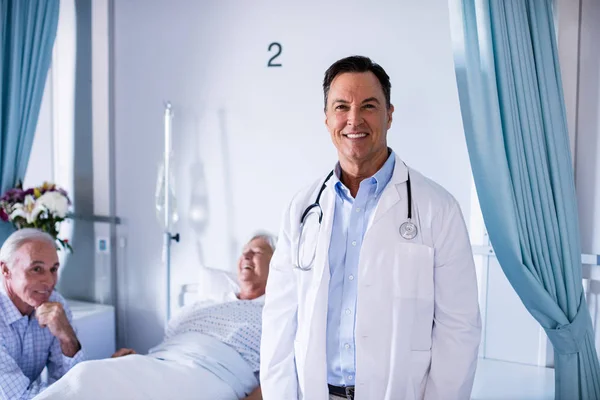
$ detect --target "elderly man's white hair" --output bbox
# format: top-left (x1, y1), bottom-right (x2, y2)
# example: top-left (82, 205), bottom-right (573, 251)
top-left (248, 231), bottom-right (277, 252)
top-left (0, 228), bottom-right (56, 267)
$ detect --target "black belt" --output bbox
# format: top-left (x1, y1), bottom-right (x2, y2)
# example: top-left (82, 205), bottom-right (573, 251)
top-left (328, 384), bottom-right (355, 399)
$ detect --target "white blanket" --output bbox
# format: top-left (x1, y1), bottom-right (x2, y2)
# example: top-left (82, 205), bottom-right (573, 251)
top-left (33, 333), bottom-right (258, 400)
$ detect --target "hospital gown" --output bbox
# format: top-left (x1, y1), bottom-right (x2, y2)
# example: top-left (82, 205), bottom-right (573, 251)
top-left (157, 294), bottom-right (263, 373)
top-left (34, 294), bottom-right (264, 400)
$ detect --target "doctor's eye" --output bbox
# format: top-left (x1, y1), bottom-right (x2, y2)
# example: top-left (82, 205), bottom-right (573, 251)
top-left (335, 105), bottom-right (349, 111)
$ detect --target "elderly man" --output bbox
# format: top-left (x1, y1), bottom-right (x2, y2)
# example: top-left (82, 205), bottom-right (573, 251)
top-left (260, 56), bottom-right (481, 400)
top-left (35, 232), bottom-right (275, 400)
top-left (0, 229), bottom-right (84, 400)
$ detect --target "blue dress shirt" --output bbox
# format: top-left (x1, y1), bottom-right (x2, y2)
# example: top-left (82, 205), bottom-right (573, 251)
top-left (326, 151), bottom-right (396, 386)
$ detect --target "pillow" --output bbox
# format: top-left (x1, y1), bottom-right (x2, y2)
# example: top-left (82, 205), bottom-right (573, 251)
top-left (181, 267), bottom-right (239, 306)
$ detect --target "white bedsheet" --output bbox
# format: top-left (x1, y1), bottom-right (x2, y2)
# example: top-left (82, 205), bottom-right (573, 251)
top-left (33, 333), bottom-right (258, 400)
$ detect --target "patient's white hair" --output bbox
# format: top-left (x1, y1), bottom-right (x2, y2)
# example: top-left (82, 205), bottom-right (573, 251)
top-left (247, 231), bottom-right (277, 252)
top-left (0, 228), bottom-right (56, 268)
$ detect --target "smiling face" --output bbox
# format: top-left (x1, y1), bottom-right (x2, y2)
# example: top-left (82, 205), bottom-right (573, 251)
top-left (237, 237), bottom-right (273, 296)
top-left (1, 240), bottom-right (59, 314)
top-left (325, 71), bottom-right (394, 174)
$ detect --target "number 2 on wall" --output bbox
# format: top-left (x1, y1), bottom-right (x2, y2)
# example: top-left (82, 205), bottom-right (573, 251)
top-left (268, 42), bottom-right (282, 67)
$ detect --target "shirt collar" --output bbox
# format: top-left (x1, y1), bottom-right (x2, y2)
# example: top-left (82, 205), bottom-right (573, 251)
top-left (331, 149), bottom-right (396, 198)
top-left (331, 164), bottom-right (352, 201)
top-left (371, 150), bottom-right (396, 195)
top-left (0, 287), bottom-right (27, 325)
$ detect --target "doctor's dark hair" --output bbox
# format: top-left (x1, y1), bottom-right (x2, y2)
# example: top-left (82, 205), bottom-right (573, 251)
top-left (322, 55), bottom-right (392, 111)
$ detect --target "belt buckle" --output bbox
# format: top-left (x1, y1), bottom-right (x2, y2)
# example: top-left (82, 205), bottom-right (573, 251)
top-left (345, 386), bottom-right (355, 400)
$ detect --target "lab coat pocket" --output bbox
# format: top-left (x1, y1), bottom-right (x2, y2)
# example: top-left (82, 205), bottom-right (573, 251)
top-left (392, 243), bottom-right (434, 351)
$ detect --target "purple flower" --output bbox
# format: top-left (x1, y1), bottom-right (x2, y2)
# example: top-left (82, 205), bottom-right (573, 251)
top-left (1, 188), bottom-right (25, 203)
top-left (0, 208), bottom-right (8, 222)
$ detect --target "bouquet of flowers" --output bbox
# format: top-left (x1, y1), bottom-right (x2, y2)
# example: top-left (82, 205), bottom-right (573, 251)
top-left (0, 181), bottom-right (72, 252)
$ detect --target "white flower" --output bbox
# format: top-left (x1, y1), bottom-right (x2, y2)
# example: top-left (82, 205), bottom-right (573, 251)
top-left (10, 195), bottom-right (45, 224)
top-left (36, 191), bottom-right (69, 218)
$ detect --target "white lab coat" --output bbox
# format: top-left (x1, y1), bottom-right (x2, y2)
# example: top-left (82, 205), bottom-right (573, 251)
top-left (260, 155), bottom-right (481, 400)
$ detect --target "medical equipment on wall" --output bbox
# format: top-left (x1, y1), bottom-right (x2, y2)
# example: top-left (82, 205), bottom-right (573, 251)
top-left (294, 170), bottom-right (417, 271)
top-left (156, 102), bottom-right (180, 323)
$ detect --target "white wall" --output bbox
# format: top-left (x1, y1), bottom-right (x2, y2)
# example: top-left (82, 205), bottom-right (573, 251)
top-left (575, 0), bottom-right (600, 353)
top-left (112, 0), bottom-right (474, 352)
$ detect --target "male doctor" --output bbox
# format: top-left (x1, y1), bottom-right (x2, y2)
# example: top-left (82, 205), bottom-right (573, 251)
top-left (260, 56), bottom-right (481, 400)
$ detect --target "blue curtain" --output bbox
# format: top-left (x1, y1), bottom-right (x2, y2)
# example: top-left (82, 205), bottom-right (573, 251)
top-left (0, 0), bottom-right (60, 242)
top-left (452, 0), bottom-right (600, 398)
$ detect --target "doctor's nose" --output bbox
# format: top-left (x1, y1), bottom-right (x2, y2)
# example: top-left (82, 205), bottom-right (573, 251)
top-left (346, 108), bottom-right (364, 126)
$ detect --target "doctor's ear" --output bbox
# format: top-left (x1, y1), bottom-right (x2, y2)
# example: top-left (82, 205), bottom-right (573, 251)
top-left (387, 104), bottom-right (394, 128)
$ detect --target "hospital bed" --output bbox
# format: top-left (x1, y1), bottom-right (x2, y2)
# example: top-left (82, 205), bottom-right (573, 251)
top-left (34, 268), bottom-right (255, 400)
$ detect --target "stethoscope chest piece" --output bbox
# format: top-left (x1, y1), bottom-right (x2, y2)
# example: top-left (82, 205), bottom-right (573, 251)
top-left (400, 220), bottom-right (418, 240)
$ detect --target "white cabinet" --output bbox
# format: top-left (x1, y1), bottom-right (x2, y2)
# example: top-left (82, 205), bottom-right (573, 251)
top-left (67, 300), bottom-right (116, 360)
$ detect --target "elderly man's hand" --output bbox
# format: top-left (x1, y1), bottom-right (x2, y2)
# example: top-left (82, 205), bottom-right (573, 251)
top-left (36, 302), bottom-right (80, 357)
top-left (111, 348), bottom-right (136, 358)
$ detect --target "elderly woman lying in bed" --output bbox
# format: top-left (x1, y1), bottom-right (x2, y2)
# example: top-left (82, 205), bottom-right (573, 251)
top-left (35, 233), bottom-right (276, 400)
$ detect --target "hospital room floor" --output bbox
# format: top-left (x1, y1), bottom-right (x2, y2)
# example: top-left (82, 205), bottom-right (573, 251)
top-left (471, 358), bottom-right (554, 400)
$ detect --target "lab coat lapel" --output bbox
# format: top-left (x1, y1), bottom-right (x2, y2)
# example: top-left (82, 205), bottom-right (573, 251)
top-left (312, 180), bottom-right (335, 290)
top-left (368, 155), bottom-right (408, 229)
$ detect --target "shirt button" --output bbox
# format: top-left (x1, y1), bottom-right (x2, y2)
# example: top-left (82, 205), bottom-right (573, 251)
top-left (345, 308), bottom-right (351, 315)
top-left (348, 275), bottom-right (354, 281)
top-left (351, 241), bottom-right (357, 246)
top-left (348, 375), bottom-right (354, 381)
top-left (345, 343), bottom-right (351, 349)
top-left (356, 208), bottom-right (361, 212)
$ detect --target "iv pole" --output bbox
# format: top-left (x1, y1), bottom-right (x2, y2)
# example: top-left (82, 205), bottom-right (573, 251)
top-left (163, 102), bottom-right (180, 324)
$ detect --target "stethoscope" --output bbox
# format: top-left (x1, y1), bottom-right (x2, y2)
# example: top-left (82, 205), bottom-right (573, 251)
top-left (295, 170), bottom-right (417, 271)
